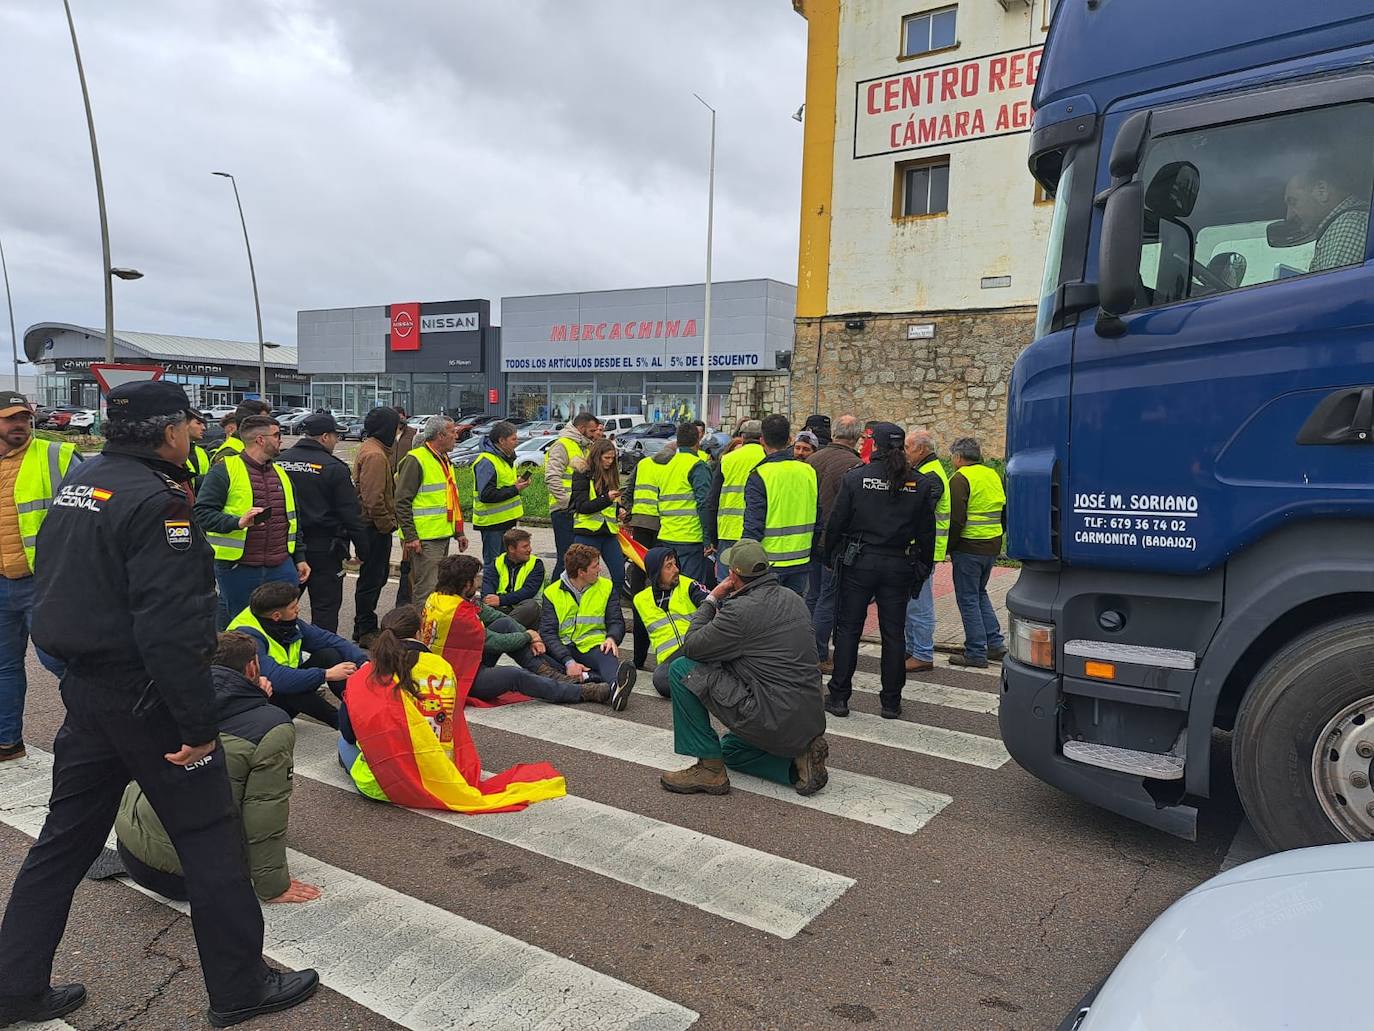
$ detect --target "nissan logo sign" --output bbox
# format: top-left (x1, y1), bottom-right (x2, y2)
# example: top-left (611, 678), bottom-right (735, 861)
top-left (393, 310), bottom-right (415, 338)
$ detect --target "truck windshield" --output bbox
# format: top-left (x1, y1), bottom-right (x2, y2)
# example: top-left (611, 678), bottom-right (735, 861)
top-left (1034, 151), bottom-right (1077, 340)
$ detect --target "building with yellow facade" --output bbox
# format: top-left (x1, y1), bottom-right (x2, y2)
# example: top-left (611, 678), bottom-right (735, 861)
top-left (791, 0), bottom-right (1055, 453)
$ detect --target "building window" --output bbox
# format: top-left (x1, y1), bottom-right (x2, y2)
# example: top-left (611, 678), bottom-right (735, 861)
top-left (895, 158), bottom-right (950, 218)
top-left (901, 6), bottom-right (957, 58)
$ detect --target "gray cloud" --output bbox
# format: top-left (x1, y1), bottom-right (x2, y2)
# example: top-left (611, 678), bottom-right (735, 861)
top-left (0, 0), bottom-right (806, 365)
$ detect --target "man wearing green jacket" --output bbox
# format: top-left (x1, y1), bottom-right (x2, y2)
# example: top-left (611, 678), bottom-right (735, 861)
top-left (107, 633), bottom-right (321, 905)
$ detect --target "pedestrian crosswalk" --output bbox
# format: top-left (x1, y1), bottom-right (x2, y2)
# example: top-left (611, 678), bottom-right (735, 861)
top-left (0, 656), bottom-right (1017, 1029)
top-left (0, 749), bottom-right (700, 1031)
top-left (290, 724), bottom-right (855, 940)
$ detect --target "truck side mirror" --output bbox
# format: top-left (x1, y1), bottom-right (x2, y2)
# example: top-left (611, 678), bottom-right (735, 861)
top-left (1096, 180), bottom-right (1144, 337)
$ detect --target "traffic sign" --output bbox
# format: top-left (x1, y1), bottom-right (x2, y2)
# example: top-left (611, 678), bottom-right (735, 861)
top-left (89, 363), bottom-right (165, 394)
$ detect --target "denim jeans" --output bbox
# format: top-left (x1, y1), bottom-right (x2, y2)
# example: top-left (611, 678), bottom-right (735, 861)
top-left (904, 576), bottom-right (935, 662)
top-left (950, 552), bottom-right (1005, 661)
top-left (479, 528), bottom-right (506, 570)
top-left (572, 533), bottom-right (625, 602)
top-left (774, 563), bottom-right (810, 597)
top-left (0, 574), bottom-right (64, 746)
top-left (214, 558), bottom-right (299, 630)
top-left (811, 565), bottom-right (839, 662)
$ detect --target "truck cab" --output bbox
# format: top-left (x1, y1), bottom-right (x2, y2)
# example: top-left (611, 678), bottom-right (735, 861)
top-left (1002, 0), bottom-right (1374, 850)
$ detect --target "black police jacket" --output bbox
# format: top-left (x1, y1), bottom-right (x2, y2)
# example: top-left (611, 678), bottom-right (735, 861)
top-left (30, 443), bottom-right (220, 745)
top-left (823, 461), bottom-right (944, 588)
top-left (276, 437), bottom-right (369, 557)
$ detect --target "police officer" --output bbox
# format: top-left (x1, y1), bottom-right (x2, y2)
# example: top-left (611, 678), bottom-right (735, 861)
top-left (276, 412), bottom-right (368, 634)
top-left (0, 381), bottom-right (317, 1029)
top-left (822, 421), bottom-right (943, 720)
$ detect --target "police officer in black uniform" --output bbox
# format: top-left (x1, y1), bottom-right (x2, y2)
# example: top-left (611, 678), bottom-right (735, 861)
top-left (276, 412), bottom-right (369, 634)
top-left (822, 421), bottom-right (943, 720)
top-left (0, 381), bottom-right (318, 1029)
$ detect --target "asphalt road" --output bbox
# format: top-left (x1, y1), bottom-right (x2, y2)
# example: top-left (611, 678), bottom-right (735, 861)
top-left (0, 570), bottom-right (1247, 1031)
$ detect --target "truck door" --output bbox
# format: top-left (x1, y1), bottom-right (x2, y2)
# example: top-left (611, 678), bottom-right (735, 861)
top-left (1069, 79), bottom-right (1374, 576)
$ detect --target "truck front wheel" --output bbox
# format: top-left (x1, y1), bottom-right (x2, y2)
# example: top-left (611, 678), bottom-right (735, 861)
top-left (1233, 614), bottom-right (1374, 851)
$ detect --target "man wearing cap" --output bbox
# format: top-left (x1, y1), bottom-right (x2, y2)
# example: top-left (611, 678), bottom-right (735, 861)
top-left (708, 417), bottom-right (765, 582)
top-left (0, 381), bottom-right (319, 1029)
top-left (185, 410), bottom-right (211, 491)
top-left (660, 539), bottom-right (829, 797)
top-left (195, 415), bottom-right (310, 630)
top-left (0, 391), bottom-right (78, 763)
top-left (276, 413), bottom-right (368, 634)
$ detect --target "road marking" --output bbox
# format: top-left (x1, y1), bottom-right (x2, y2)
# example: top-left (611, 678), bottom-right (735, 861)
top-left (939, 660), bottom-right (1003, 679)
top-left (0, 751), bottom-right (699, 1031)
top-left (837, 669), bottom-right (1000, 714)
top-left (633, 682), bottom-right (1007, 768)
top-left (465, 704), bottom-right (952, 835)
top-left (291, 725), bottom-right (853, 939)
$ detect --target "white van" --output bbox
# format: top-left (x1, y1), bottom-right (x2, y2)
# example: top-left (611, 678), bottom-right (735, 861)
top-left (596, 413), bottom-right (644, 437)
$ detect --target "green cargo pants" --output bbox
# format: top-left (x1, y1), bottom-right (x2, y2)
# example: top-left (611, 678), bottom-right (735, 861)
top-left (668, 657), bottom-right (796, 786)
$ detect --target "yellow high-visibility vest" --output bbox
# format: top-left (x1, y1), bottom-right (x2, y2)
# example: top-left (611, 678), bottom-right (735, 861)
top-left (954, 464), bottom-right (1005, 541)
top-left (471, 450), bottom-right (524, 527)
top-left (573, 479), bottom-right (618, 535)
top-left (919, 456), bottom-right (952, 562)
top-left (544, 576), bottom-right (613, 650)
top-left (204, 455), bottom-right (298, 562)
top-left (657, 451), bottom-right (703, 544)
top-left (15, 438), bottom-right (79, 572)
top-left (754, 459), bottom-right (817, 568)
top-left (406, 445), bottom-right (460, 540)
top-left (715, 442), bottom-right (764, 543)
top-left (632, 578), bottom-right (696, 664)
top-left (631, 455), bottom-right (662, 518)
top-left (226, 607), bottom-right (302, 667)
top-left (495, 553), bottom-right (538, 594)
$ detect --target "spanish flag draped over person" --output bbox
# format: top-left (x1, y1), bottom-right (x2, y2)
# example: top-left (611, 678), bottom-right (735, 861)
top-left (343, 603), bottom-right (565, 814)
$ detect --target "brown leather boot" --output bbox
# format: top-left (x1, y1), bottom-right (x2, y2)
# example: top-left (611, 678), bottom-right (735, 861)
top-left (659, 758), bottom-right (730, 795)
top-left (580, 681), bottom-right (611, 704)
top-left (793, 735), bottom-right (830, 796)
top-left (904, 656), bottom-right (934, 673)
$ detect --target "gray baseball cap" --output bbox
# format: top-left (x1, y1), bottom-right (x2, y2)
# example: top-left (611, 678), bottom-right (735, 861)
top-left (720, 538), bottom-right (770, 577)
top-left (739, 419), bottom-right (763, 440)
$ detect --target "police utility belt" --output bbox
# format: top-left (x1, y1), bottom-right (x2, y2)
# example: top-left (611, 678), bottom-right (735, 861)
top-left (838, 534), bottom-right (920, 566)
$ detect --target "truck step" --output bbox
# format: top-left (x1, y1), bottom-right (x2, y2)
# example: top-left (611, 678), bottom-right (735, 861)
top-left (1062, 741), bottom-right (1184, 780)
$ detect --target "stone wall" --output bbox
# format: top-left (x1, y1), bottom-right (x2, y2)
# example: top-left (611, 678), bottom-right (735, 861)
top-left (723, 372), bottom-right (791, 429)
top-left (788, 308), bottom-right (1034, 457)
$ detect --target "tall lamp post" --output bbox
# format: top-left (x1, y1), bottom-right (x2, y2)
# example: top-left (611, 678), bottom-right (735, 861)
top-left (0, 234), bottom-right (17, 390)
top-left (212, 171), bottom-right (267, 400)
top-left (693, 93), bottom-right (716, 426)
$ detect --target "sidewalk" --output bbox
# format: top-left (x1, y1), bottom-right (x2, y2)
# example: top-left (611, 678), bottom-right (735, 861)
top-left (383, 525), bottom-right (1013, 652)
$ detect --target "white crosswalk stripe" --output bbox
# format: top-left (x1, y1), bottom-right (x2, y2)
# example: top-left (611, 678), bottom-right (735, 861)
top-left (465, 703), bottom-right (953, 835)
top-left (846, 670), bottom-right (999, 715)
top-left (0, 750), bottom-right (700, 1031)
top-left (291, 724), bottom-right (854, 939)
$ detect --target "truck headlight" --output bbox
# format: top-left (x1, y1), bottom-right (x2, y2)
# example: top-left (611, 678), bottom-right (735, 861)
top-left (1008, 616), bottom-right (1055, 670)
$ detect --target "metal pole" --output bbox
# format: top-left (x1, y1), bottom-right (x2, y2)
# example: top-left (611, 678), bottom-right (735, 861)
top-left (62, 0), bottom-right (114, 365)
top-left (0, 236), bottom-right (18, 390)
top-left (217, 174), bottom-right (267, 400)
top-left (694, 94), bottom-right (715, 426)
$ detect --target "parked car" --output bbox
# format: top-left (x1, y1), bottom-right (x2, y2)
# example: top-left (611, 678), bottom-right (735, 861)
top-left (1061, 841), bottom-right (1374, 1030)
top-left (614, 422), bottom-right (676, 451)
top-left (618, 436), bottom-right (669, 474)
top-left (596, 413), bottom-right (644, 438)
top-left (339, 418), bottom-right (366, 441)
top-left (470, 417), bottom-right (529, 438)
top-left (512, 436), bottom-right (559, 474)
top-left (454, 414), bottom-right (500, 438)
top-left (447, 436), bottom-right (483, 464)
top-left (278, 410), bottom-right (314, 434)
top-left (701, 430), bottom-right (731, 459)
top-left (57, 406), bottom-right (97, 433)
top-left (203, 404), bottom-right (238, 419)
top-left (517, 419), bottom-right (562, 439)
top-left (41, 410), bottom-right (71, 430)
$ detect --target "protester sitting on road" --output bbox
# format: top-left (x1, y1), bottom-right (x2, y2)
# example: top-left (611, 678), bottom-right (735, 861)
top-left (661, 540), bottom-right (829, 797)
top-left (540, 543), bottom-right (636, 709)
top-left (480, 527), bottom-right (545, 630)
top-left (424, 555), bottom-right (614, 705)
top-left (632, 547), bottom-right (709, 698)
top-left (337, 605), bottom-right (566, 813)
top-left (105, 632), bottom-right (322, 906)
top-left (227, 581), bottom-right (367, 729)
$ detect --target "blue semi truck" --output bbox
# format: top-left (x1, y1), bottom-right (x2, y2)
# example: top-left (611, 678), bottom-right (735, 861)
top-left (1001, 0), bottom-right (1374, 851)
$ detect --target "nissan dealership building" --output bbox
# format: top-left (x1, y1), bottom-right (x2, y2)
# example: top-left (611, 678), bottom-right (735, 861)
top-left (299, 279), bottom-right (795, 425)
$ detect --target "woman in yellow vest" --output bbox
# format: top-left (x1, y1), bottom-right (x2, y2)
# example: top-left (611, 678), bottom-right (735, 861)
top-left (568, 438), bottom-right (626, 602)
top-left (631, 547), bottom-right (709, 698)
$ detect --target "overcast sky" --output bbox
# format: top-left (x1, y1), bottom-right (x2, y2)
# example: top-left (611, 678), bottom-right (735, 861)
top-left (1, 1), bottom-right (807, 364)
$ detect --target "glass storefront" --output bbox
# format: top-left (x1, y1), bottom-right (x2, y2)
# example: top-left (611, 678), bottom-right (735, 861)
top-left (308, 372), bottom-right (486, 418)
top-left (506, 373), bottom-right (733, 427)
top-left (34, 369), bottom-right (309, 409)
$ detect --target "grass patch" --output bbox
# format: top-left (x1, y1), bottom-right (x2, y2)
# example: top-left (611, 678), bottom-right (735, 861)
top-left (37, 429), bottom-right (103, 452)
top-left (456, 467), bottom-right (550, 521)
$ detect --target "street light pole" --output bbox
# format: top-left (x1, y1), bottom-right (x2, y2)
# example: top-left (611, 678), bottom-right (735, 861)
top-left (0, 235), bottom-right (17, 390)
top-left (693, 93), bottom-right (715, 426)
top-left (61, 0), bottom-right (115, 364)
top-left (212, 172), bottom-right (266, 400)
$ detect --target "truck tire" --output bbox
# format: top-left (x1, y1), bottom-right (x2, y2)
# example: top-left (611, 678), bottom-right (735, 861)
top-left (1233, 614), bottom-right (1374, 851)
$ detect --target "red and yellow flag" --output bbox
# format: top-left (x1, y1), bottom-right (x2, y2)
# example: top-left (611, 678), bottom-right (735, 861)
top-left (422, 591), bottom-right (529, 707)
top-left (344, 606), bottom-right (565, 813)
top-left (619, 526), bottom-right (648, 571)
